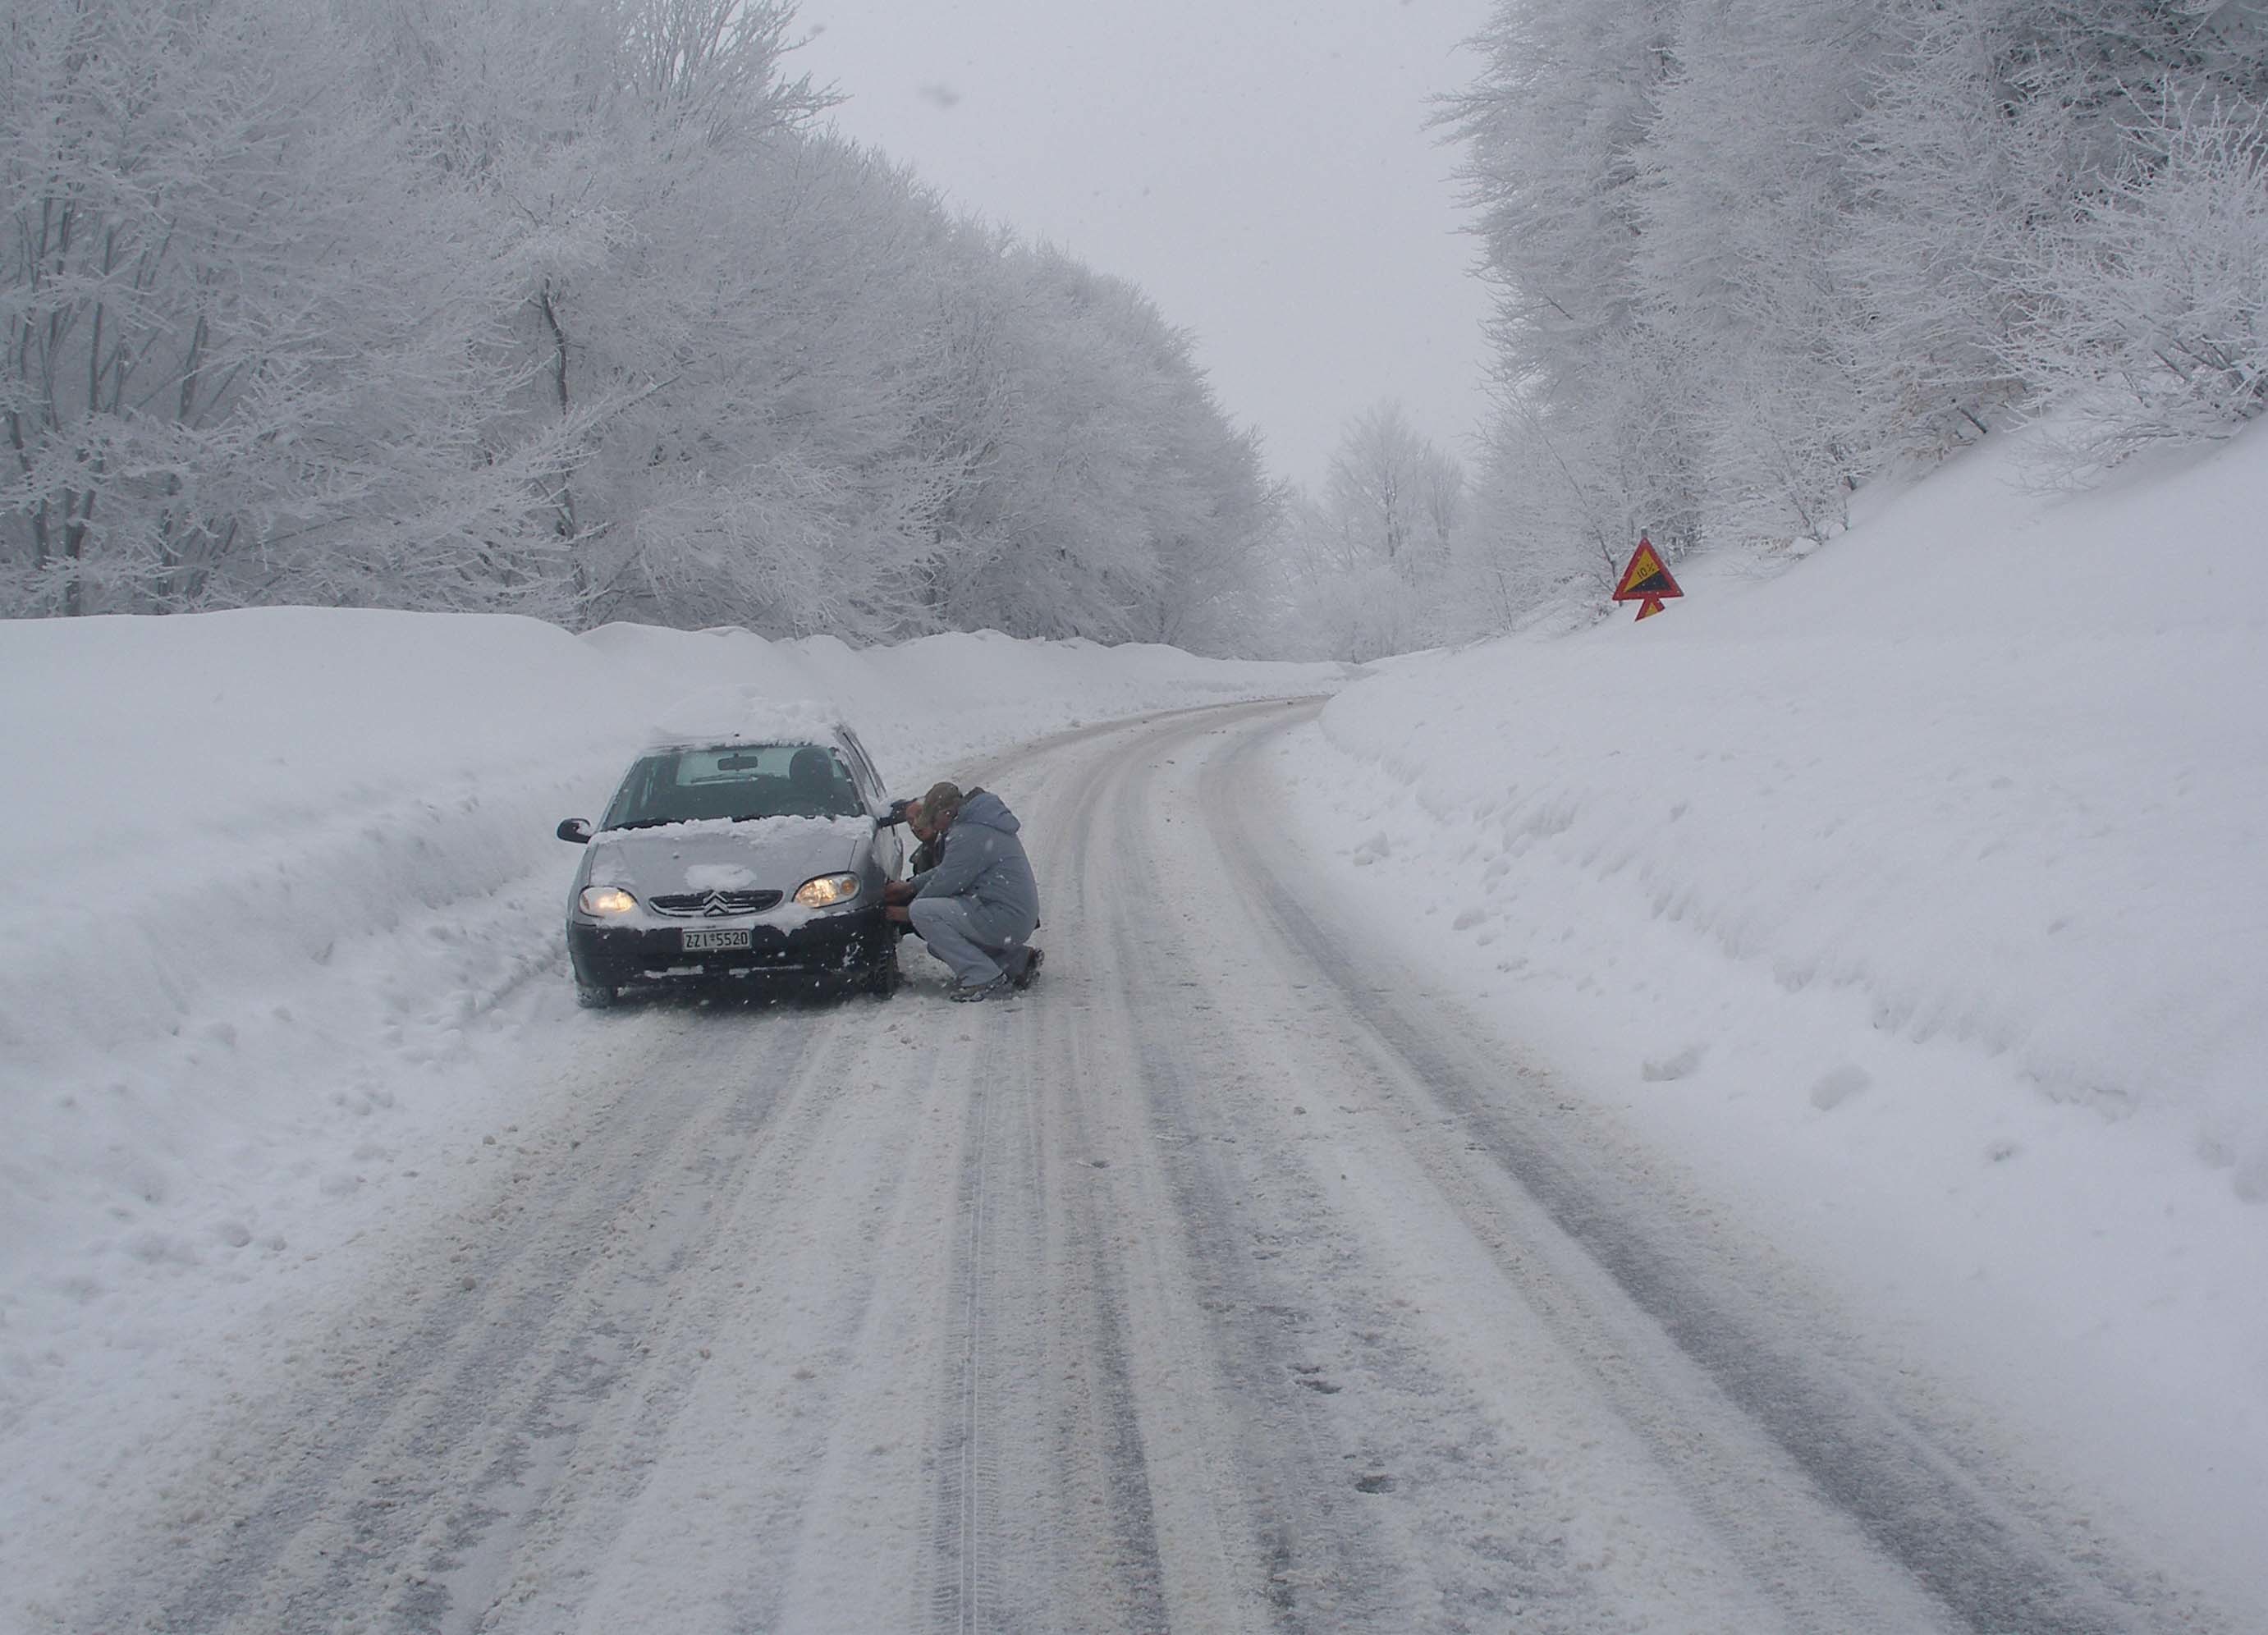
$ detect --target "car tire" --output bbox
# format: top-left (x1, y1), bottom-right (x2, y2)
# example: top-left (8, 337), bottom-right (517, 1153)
top-left (576, 982), bottom-right (618, 1010)
top-left (864, 945), bottom-right (901, 998)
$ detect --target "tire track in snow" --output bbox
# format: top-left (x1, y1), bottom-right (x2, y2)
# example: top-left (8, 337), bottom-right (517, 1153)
top-left (926, 1057), bottom-right (1003, 1634)
top-left (933, 700), bottom-right (1638, 1629)
top-left (78, 997), bottom-right (834, 1634)
top-left (1084, 705), bottom-right (1413, 1631)
top-left (1012, 763), bottom-right (1179, 1633)
top-left (479, 995), bottom-right (964, 1634)
top-left (923, 712), bottom-right (1176, 1634)
top-left (1082, 701), bottom-right (1736, 1632)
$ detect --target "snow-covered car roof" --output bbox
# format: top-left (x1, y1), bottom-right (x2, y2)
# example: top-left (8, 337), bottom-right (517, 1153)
top-left (639, 693), bottom-right (849, 753)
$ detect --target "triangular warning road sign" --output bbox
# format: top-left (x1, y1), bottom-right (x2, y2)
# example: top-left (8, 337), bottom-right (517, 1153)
top-left (1613, 535), bottom-right (1683, 604)
top-left (1634, 596), bottom-right (1667, 620)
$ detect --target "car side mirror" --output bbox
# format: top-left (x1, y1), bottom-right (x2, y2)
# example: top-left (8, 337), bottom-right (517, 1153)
top-left (557, 818), bottom-right (593, 845)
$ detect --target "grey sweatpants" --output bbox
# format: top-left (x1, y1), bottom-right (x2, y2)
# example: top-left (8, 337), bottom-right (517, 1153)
top-left (909, 895), bottom-right (1036, 990)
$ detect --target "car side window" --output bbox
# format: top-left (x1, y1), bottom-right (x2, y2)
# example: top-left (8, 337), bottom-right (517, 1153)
top-left (836, 728), bottom-right (885, 812)
top-left (601, 758), bottom-right (665, 830)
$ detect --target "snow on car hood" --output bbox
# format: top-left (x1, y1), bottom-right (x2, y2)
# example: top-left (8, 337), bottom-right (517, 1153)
top-left (585, 815), bottom-right (867, 896)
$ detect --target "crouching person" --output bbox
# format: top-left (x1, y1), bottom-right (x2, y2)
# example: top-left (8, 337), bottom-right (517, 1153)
top-left (882, 781), bottom-right (1042, 1001)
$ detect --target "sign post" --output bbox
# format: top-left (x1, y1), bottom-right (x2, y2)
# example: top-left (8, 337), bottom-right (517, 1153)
top-left (1612, 534), bottom-right (1683, 621)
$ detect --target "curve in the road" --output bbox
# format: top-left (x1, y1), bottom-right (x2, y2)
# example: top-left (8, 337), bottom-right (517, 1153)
top-left (55, 698), bottom-right (2234, 1635)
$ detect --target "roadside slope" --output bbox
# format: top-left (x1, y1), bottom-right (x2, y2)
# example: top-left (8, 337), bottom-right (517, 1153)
top-left (1277, 424), bottom-right (2268, 1608)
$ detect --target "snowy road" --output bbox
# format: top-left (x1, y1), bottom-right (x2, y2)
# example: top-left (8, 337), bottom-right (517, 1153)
top-left (60, 701), bottom-right (2228, 1633)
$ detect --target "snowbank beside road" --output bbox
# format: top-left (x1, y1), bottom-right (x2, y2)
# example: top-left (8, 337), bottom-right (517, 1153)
top-left (1281, 423), bottom-right (2268, 1596)
top-left (0, 610), bottom-right (1331, 1082)
top-left (0, 613), bottom-right (1335, 1450)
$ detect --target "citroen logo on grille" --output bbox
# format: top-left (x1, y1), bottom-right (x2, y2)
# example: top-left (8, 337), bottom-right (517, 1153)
top-left (703, 891), bottom-right (732, 917)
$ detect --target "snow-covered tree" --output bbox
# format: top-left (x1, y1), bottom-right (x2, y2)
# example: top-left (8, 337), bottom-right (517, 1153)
top-left (1439, 0), bottom-right (1708, 578)
top-left (1316, 401), bottom-right (1459, 584)
top-left (0, 0), bottom-right (564, 615)
top-left (2, 0), bottom-right (1276, 644)
top-left (1635, 0), bottom-right (1892, 540)
top-left (2013, 89), bottom-right (2268, 459)
top-left (1839, 0), bottom-right (2268, 465)
top-left (1268, 402), bottom-right (1468, 660)
top-left (1446, 0), bottom-right (2268, 634)
top-left (889, 244), bottom-right (1266, 648)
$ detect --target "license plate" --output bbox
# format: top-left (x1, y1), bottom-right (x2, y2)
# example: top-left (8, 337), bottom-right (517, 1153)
top-left (681, 927), bottom-right (751, 952)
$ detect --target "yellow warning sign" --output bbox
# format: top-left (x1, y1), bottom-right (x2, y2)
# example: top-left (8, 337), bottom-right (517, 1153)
top-left (1613, 535), bottom-right (1683, 617)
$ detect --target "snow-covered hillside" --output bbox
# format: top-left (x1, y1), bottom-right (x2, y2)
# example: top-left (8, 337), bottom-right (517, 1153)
top-left (1281, 422), bottom-right (2268, 1601)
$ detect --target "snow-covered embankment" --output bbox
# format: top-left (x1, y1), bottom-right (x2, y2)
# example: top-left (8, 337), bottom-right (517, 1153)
top-left (1280, 424), bottom-right (2268, 1598)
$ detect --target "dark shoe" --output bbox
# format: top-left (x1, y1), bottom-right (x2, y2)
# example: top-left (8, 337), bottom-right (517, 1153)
top-left (1010, 947), bottom-right (1044, 989)
top-left (948, 973), bottom-right (1011, 1003)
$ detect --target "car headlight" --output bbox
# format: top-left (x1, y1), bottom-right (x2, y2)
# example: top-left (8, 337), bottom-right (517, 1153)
top-left (580, 886), bottom-right (638, 916)
top-left (794, 872), bottom-right (861, 909)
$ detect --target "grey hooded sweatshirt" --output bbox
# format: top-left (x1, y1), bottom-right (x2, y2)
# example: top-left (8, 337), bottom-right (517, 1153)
top-left (911, 789), bottom-right (1040, 941)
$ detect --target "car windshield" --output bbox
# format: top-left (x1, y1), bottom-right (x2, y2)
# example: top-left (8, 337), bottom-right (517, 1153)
top-left (601, 743), bottom-right (864, 830)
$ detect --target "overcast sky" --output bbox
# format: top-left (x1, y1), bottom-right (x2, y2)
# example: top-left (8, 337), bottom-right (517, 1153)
top-left (789, 0), bottom-right (1500, 493)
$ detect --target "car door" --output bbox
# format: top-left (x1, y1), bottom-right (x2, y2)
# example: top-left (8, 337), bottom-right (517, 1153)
top-left (836, 728), bottom-right (901, 877)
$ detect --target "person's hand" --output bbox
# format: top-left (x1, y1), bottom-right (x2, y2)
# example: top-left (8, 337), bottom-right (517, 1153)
top-left (884, 903), bottom-right (912, 924)
top-left (882, 879), bottom-right (916, 905)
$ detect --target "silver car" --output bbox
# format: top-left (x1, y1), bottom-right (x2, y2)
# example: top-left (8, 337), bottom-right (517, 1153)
top-left (555, 725), bottom-right (905, 1006)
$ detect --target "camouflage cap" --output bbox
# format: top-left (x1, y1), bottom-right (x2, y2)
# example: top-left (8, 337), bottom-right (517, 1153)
top-left (920, 781), bottom-right (965, 825)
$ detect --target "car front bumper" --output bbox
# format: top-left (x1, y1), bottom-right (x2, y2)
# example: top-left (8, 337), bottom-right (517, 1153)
top-left (567, 907), bottom-right (892, 989)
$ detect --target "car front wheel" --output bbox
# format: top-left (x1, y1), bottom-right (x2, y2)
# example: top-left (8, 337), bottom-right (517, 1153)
top-left (864, 944), bottom-right (901, 998)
